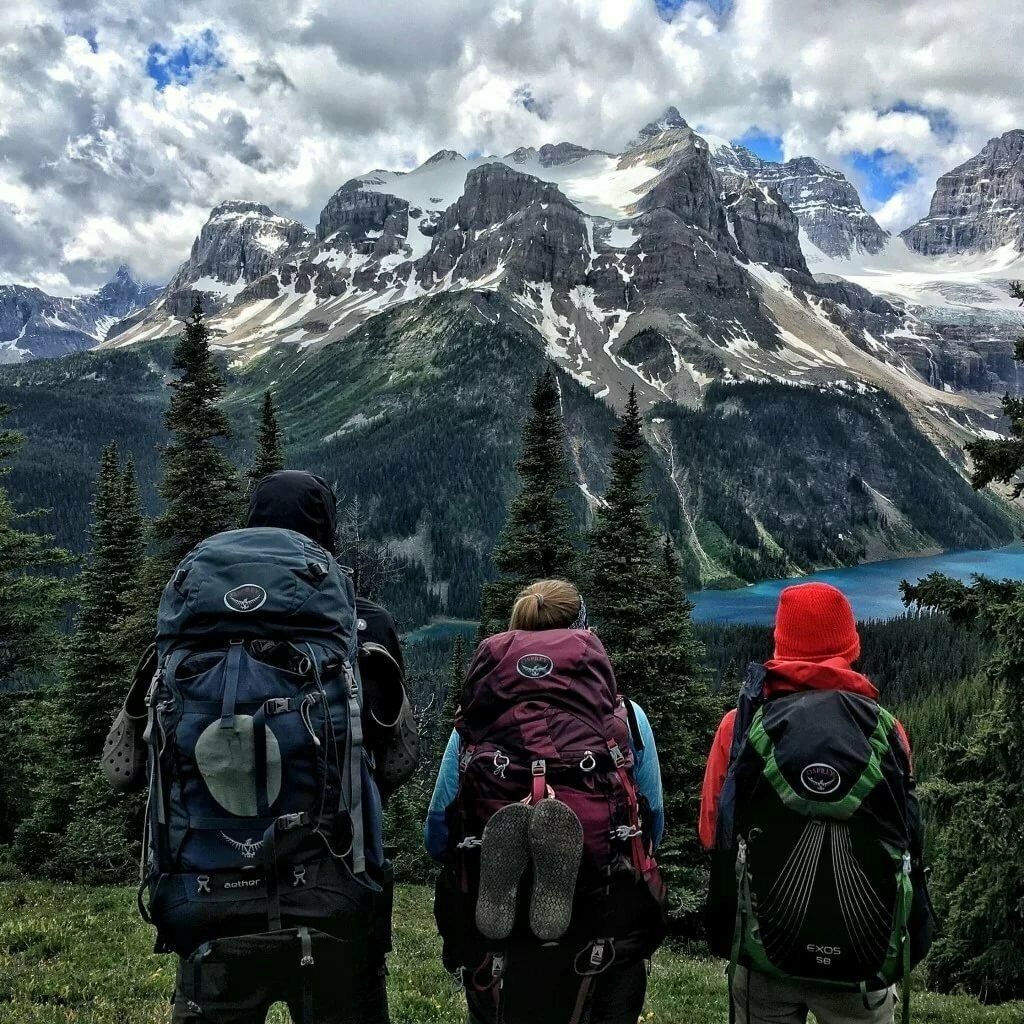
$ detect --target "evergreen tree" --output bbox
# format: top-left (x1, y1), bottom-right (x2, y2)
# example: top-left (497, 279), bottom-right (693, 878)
top-left (894, 281), bottom-right (1024, 1000)
top-left (13, 443), bottom-right (145, 878)
top-left (149, 300), bottom-right (242, 585)
top-left (0, 405), bottom-right (73, 687)
top-left (479, 367), bottom-right (577, 634)
top-left (445, 632), bottom-right (466, 726)
top-left (249, 389), bottom-right (285, 488)
top-left (585, 388), bottom-right (718, 925)
top-left (0, 405), bottom-right (72, 846)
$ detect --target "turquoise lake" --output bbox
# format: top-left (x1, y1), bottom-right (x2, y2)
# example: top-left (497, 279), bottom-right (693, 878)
top-left (688, 544), bottom-right (1024, 624)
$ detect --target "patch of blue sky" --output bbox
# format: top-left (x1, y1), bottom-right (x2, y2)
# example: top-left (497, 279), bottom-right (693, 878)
top-left (885, 101), bottom-right (957, 141)
top-left (850, 149), bottom-right (919, 202)
top-left (735, 130), bottom-right (784, 163)
top-left (655, 0), bottom-right (733, 20)
top-left (146, 29), bottom-right (224, 91)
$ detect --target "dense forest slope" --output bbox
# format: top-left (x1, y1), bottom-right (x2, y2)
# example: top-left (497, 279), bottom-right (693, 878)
top-left (0, 290), bottom-right (1013, 626)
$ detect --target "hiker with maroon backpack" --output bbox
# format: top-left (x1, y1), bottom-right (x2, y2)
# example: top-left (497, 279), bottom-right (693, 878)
top-left (700, 582), bottom-right (935, 1024)
top-left (426, 579), bottom-right (667, 1024)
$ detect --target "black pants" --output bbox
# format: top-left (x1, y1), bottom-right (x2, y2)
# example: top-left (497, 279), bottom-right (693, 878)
top-left (171, 930), bottom-right (390, 1024)
top-left (464, 953), bottom-right (648, 1024)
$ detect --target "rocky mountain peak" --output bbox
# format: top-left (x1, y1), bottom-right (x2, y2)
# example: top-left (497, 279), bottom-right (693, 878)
top-left (208, 199), bottom-right (278, 219)
top-left (629, 106), bottom-right (690, 146)
top-left (422, 149), bottom-right (466, 166)
top-left (708, 144), bottom-right (888, 258)
top-left (902, 128), bottom-right (1024, 255)
top-left (161, 199), bottom-right (311, 316)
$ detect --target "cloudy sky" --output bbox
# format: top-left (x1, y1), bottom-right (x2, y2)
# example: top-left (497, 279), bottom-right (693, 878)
top-left (3, 0), bottom-right (1022, 293)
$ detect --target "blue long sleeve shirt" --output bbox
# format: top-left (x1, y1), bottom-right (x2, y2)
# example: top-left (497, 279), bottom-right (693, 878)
top-left (424, 700), bottom-right (664, 861)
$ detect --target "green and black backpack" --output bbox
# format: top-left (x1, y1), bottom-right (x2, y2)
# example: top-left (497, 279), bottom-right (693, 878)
top-left (708, 664), bottom-right (934, 1023)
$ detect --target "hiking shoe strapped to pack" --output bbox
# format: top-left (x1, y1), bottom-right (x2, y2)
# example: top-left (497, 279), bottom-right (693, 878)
top-left (528, 798), bottom-right (583, 942)
top-left (437, 628), bottom-right (666, 977)
top-left (476, 802), bottom-right (532, 941)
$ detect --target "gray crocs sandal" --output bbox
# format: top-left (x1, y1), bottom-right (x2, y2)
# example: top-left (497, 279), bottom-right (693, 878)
top-left (376, 691), bottom-right (419, 795)
top-left (475, 802), bottom-right (532, 941)
top-left (528, 798), bottom-right (584, 941)
top-left (101, 645), bottom-right (155, 793)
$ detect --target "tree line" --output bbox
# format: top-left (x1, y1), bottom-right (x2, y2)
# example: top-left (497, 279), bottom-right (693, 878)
top-left (0, 292), bottom-right (1020, 1002)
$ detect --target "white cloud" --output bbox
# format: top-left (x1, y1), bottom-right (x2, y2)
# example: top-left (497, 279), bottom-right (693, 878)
top-left (1, 0), bottom-right (1022, 292)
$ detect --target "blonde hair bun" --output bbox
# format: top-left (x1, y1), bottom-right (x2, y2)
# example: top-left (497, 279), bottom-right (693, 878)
top-left (510, 579), bottom-right (581, 631)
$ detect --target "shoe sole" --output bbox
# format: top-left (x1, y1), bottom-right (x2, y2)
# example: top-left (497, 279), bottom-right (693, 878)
top-left (475, 802), bottom-right (532, 941)
top-left (529, 799), bottom-right (583, 941)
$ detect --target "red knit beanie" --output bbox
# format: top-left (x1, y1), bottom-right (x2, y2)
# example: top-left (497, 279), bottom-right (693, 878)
top-left (773, 582), bottom-right (861, 664)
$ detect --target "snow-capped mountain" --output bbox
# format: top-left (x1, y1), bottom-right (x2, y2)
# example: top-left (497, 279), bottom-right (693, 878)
top-left (902, 130), bottom-right (1024, 256)
top-left (707, 139), bottom-right (889, 258)
top-left (0, 266), bottom-right (159, 361)
top-left (106, 109), bottom-right (1024, 459)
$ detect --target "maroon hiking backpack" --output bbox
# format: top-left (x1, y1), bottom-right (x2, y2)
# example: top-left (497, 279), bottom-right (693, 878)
top-left (433, 628), bottom-right (666, 998)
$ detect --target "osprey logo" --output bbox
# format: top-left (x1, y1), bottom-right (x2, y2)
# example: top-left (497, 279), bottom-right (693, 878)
top-left (223, 584), bottom-right (268, 613)
top-left (517, 654), bottom-right (553, 679)
top-left (221, 833), bottom-right (266, 859)
top-left (801, 763), bottom-right (842, 795)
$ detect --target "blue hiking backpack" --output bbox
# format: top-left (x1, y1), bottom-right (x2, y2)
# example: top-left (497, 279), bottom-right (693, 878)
top-left (139, 527), bottom-right (388, 957)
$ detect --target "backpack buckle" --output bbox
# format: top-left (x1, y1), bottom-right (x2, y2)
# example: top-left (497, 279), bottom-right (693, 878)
top-left (532, 759), bottom-right (546, 776)
top-left (608, 743), bottom-right (625, 768)
top-left (265, 698), bottom-right (291, 716)
top-left (278, 813), bottom-right (307, 831)
top-left (610, 824), bottom-right (641, 841)
top-left (491, 954), bottom-right (506, 984)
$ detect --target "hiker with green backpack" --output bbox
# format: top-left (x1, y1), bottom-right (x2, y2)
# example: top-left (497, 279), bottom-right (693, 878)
top-left (102, 470), bottom-right (418, 1023)
top-left (700, 582), bottom-right (936, 1024)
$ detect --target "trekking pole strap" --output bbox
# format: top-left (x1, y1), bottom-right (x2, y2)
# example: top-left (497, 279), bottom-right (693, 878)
top-left (344, 661), bottom-right (366, 875)
top-left (568, 975), bottom-right (596, 1024)
top-left (298, 927), bottom-right (315, 1024)
top-left (727, 840), bottom-right (750, 1024)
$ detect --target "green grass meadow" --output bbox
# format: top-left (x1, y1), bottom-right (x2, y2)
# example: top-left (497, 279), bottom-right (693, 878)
top-left (1, 883), bottom-right (1021, 1024)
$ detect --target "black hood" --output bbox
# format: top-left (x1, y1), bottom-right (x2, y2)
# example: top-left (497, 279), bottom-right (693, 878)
top-left (246, 470), bottom-right (338, 554)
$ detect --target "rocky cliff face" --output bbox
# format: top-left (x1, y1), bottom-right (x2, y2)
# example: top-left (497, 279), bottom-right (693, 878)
top-left (901, 130), bottom-right (1024, 255)
top-left (723, 178), bottom-right (808, 271)
top-left (161, 201), bottom-right (312, 317)
top-left (105, 108), bottom-right (1014, 462)
top-left (709, 143), bottom-right (889, 258)
top-left (0, 266), bottom-right (158, 360)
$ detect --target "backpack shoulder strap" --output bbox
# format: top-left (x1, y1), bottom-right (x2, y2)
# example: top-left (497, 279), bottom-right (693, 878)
top-left (715, 662), bottom-right (768, 849)
top-left (623, 697), bottom-right (645, 752)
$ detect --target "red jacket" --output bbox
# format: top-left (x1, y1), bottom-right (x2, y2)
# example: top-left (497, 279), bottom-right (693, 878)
top-left (698, 657), bottom-right (912, 850)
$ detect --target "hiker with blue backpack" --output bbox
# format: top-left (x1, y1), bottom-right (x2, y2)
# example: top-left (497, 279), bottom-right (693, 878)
top-left (102, 470), bottom-right (418, 1023)
top-left (426, 579), bottom-right (668, 1024)
top-left (700, 582), bottom-right (935, 1024)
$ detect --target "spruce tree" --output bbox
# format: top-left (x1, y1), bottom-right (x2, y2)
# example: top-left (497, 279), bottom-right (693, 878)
top-left (0, 406), bottom-right (72, 846)
top-left (585, 387), bottom-right (718, 924)
top-left (445, 632), bottom-right (466, 726)
top-left (479, 367), bottom-right (577, 634)
top-left (0, 405), bottom-right (73, 686)
top-left (249, 389), bottom-right (285, 488)
top-left (150, 300), bottom-right (242, 584)
top-left (14, 443), bottom-right (146, 878)
top-left (894, 280), bottom-right (1024, 999)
